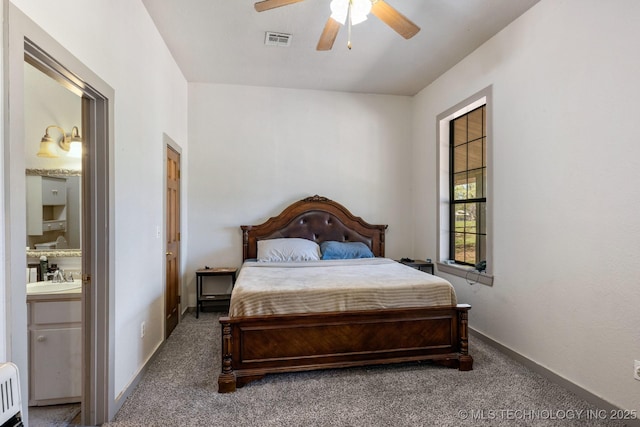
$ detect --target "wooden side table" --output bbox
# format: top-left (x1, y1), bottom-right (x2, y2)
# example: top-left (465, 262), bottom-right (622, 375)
top-left (196, 267), bottom-right (237, 318)
top-left (396, 259), bottom-right (435, 275)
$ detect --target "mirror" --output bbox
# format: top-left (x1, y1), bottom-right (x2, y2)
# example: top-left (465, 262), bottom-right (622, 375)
top-left (24, 61), bottom-right (82, 257)
top-left (26, 168), bottom-right (81, 258)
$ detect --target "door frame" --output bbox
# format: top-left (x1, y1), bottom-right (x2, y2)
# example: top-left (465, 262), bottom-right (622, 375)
top-left (164, 134), bottom-right (182, 334)
top-left (4, 4), bottom-right (115, 424)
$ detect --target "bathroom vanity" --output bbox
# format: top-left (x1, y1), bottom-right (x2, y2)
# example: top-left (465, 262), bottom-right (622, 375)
top-left (27, 283), bottom-right (81, 406)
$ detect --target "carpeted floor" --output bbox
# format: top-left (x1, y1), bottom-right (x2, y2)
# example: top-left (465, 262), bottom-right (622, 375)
top-left (105, 312), bottom-right (628, 427)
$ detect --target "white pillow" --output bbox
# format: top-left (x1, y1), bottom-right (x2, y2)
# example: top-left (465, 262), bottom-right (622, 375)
top-left (257, 238), bottom-right (321, 262)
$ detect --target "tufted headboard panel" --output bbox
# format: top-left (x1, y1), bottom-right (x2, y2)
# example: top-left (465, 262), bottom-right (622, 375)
top-left (241, 195), bottom-right (387, 260)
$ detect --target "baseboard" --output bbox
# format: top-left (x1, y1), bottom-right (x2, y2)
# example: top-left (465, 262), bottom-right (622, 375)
top-left (470, 328), bottom-right (640, 427)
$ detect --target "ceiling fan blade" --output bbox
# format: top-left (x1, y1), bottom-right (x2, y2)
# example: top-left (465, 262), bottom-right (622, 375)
top-left (254, 0), bottom-right (305, 12)
top-left (316, 18), bottom-right (341, 51)
top-left (371, 0), bottom-right (420, 39)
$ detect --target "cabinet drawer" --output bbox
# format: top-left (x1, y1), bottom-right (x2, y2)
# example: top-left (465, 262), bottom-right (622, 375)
top-left (32, 300), bottom-right (81, 324)
top-left (42, 220), bottom-right (67, 232)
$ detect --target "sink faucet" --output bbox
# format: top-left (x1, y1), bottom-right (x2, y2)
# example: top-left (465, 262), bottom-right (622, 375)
top-left (51, 269), bottom-right (67, 283)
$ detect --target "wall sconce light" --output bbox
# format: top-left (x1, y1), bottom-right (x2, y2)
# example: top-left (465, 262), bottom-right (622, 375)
top-left (36, 125), bottom-right (83, 158)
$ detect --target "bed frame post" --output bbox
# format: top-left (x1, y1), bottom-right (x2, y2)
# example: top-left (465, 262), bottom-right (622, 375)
top-left (457, 304), bottom-right (473, 371)
top-left (218, 319), bottom-right (237, 393)
top-left (242, 228), bottom-right (250, 261)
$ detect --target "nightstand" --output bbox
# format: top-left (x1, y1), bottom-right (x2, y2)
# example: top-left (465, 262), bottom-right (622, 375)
top-left (196, 267), bottom-right (237, 318)
top-left (396, 259), bottom-right (434, 275)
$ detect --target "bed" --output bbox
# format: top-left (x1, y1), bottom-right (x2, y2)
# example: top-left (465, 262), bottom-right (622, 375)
top-left (218, 195), bottom-right (472, 393)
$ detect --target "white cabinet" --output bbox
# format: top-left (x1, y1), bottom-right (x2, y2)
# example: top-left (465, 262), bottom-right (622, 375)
top-left (41, 177), bottom-right (67, 205)
top-left (26, 176), bottom-right (67, 236)
top-left (28, 298), bottom-right (81, 405)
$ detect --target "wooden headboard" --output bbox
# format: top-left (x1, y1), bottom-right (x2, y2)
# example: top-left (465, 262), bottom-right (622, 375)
top-left (241, 195), bottom-right (388, 261)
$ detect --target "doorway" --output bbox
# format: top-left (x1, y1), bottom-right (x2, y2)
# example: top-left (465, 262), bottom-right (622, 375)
top-left (165, 142), bottom-right (181, 338)
top-left (23, 58), bottom-right (84, 424)
top-left (6, 5), bottom-right (115, 425)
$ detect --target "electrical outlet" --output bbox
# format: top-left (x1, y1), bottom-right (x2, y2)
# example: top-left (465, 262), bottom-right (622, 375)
top-left (140, 321), bottom-right (145, 339)
top-left (634, 360), bottom-right (640, 381)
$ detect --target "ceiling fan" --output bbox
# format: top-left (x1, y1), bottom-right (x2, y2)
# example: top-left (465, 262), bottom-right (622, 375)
top-left (254, 0), bottom-right (420, 51)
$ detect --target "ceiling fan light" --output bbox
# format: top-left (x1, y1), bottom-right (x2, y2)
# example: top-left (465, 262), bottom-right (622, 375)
top-left (330, 0), bottom-right (370, 26)
top-left (350, 0), bottom-right (371, 25)
top-left (330, 0), bottom-right (349, 25)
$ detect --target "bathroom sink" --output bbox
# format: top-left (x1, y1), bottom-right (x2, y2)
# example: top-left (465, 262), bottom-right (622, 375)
top-left (27, 280), bottom-right (82, 295)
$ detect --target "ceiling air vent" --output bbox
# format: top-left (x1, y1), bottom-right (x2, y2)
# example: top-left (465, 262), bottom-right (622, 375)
top-left (265, 32), bottom-right (292, 47)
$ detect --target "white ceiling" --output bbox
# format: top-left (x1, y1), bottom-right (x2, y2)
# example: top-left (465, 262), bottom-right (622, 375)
top-left (142, 0), bottom-right (539, 96)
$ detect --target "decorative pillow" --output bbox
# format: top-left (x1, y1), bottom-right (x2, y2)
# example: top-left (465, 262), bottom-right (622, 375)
top-left (320, 241), bottom-right (374, 260)
top-left (257, 238), bottom-right (321, 262)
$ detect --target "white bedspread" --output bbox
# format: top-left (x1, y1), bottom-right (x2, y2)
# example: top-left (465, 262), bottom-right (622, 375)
top-left (229, 258), bottom-right (456, 317)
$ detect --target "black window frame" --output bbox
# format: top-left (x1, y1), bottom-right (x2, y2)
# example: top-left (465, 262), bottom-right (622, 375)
top-left (449, 104), bottom-right (487, 267)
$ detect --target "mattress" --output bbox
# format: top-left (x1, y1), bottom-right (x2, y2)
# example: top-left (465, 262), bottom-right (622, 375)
top-left (229, 258), bottom-right (456, 317)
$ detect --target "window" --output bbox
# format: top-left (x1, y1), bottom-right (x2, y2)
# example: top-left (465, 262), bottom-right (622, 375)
top-left (450, 105), bottom-right (486, 267)
top-left (437, 87), bottom-right (492, 285)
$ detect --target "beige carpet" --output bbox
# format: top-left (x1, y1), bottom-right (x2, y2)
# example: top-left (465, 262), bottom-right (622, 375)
top-left (106, 312), bottom-right (629, 426)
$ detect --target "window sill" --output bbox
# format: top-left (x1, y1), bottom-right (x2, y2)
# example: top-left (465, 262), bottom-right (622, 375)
top-left (436, 262), bottom-right (494, 286)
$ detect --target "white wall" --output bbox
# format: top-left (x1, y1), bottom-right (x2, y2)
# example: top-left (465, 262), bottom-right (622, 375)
top-left (7, 0), bottom-right (188, 402)
top-left (412, 0), bottom-right (640, 413)
top-left (187, 83), bottom-right (413, 303)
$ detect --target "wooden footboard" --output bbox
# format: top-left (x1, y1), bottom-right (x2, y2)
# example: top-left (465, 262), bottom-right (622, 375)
top-left (218, 304), bottom-right (472, 393)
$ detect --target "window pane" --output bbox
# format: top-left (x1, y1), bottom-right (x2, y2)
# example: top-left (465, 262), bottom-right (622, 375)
top-left (453, 145), bottom-right (467, 173)
top-left (467, 169), bottom-right (484, 199)
top-left (453, 172), bottom-right (468, 200)
top-left (453, 117), bottom-right (467, 146)
top-left (464, 234), bottom-right (477, 265)
top-left (465, 203), bottom-right (476, 233)
top-left (454, 205), bottom-right (465, 232)
top-left (467, 170), bottom-right (481, 199)
top-left (468, 107), bottom-right (483, 141)
top-left (468, 139), bottom-right (483, 170)
top-left (454, 232), bottom-right (465, 261)
top-left (478, 202), bottom-right (486, 234)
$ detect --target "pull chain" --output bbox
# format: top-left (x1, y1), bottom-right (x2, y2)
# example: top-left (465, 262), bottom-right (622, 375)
top-left (347, 0), bottom-right (352, 49)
